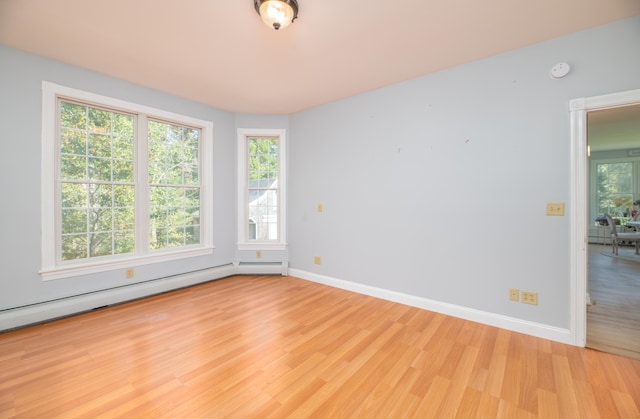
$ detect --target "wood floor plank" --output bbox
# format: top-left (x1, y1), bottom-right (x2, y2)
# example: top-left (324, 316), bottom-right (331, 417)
top-left (1, 275), bottom-right (640, 417)
top-left (552, 354), bottom-right (582, 418)
top-left (610, 390), bottom-right (640, 418)
top-left (485, 348), bottom-right (508, 399)
top-left (437, 345), bottom-right (479, 416)
top-left (588, 245), bottom-right (640, 359)
top-left (366, 367), bottom-right (423, 418)
top-left (537, 389), bottom-right (560, 418)
top-left (476, 392), bottom-right (500, 418)
top-left (415, 375), bottom-right (451, 418)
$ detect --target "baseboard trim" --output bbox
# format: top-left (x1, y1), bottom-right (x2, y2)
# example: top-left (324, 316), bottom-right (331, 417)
top-left (289, 268), bottom-right (572, 345)
top-left (0, 264), bottom-right (237, 331)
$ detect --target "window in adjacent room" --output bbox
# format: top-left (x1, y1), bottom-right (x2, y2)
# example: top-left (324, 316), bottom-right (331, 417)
top-left (237, 129), bottom-right (287, 249)
top-left (594, 161), bottom-right (634, 216)
top-left (42, 82), bottom-right (214, 279)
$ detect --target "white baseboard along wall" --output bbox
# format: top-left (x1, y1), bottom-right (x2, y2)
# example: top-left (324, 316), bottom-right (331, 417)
top-left (289, 268), bottom-right (572, 346)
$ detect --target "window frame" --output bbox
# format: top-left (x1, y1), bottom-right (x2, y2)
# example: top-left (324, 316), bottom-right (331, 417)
top-left (41, 82), bottom-right (214, 280)
top-left (236, 128), bottom-right (287, 250)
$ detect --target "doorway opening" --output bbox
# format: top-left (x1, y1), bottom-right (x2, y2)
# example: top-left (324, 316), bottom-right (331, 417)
top-left (570, 88), bottom-right (640, 357)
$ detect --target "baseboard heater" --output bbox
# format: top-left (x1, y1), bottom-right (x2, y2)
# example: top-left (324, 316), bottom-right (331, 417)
top-left (236, 261), bottom-right (289, 276)
top-left (0, 264), bottom-right (237, 331)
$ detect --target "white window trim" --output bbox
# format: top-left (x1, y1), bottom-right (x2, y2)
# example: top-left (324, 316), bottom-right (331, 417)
top-left (236, 128), bottom-right (287, 250)
top-left (41, 81), bottom-right (214, 280)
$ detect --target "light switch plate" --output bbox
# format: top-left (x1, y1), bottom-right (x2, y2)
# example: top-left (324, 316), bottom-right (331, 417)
top-left (546, 202), bottom-right (564, 216)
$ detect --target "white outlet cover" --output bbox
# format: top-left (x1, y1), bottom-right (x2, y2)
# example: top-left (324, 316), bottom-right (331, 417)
top-left (550, 62), bottom-right (571, 79)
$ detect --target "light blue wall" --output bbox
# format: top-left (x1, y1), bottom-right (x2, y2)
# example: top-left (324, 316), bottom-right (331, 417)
top-left (0, 46), bottom-right (237, 310)
top-left (288, 17), bottom-right (640, 329)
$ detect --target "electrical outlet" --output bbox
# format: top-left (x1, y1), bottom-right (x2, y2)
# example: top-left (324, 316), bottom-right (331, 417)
top-left (522, 291), bottom-right (538, 305)
top-left (546, 202), bottom-right (564, 216)
top-left (317, 203), bottom-right (323, 213)
top-left (314, 256), bottom-right (321, 264)
top-left (125, 268), bottom-right (134, 279)
top-left (509, 288), bottom-right (519, 301)
top-left (256, 250), bottom-right (262, 259)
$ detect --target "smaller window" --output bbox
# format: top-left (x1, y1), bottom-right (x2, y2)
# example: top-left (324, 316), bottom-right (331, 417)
top-left (248, 137), bottom-right (279, 241)
top-left (237, 129), bottom-right (287, 250)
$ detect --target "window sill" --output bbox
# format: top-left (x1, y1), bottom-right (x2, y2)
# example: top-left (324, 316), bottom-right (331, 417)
top-left (40, 246), bottom-right (215, 281)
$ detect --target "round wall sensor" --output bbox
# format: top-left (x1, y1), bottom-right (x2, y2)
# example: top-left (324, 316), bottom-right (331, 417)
top-left (551, 62), bottom-right (571, 79)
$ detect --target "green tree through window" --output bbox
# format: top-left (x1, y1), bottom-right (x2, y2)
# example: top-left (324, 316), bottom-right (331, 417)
top-left (596, 162), bottom-right (633, 216)
top-left (247, 137), bottom-right (279, 241)
top-left (148, 120), bottom-right (201, 249)
top-left (59, 101), bottom-right (135, 261)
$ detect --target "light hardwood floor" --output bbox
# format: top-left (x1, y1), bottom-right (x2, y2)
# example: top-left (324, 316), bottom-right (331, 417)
top-left (588, 244), bottom-right (640, 360)
top-left (2, 275), bottom-right (640, 417)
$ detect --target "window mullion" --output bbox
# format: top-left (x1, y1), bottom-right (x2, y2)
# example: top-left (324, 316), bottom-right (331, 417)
top-left (136, 115), bottom-right (150, 255)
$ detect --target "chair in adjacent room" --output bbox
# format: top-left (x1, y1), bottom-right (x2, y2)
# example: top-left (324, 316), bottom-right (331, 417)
top-left (604, 213), bottom-right (640, 255)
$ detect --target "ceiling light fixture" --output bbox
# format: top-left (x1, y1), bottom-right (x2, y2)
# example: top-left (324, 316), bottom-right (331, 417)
top-left (254, 0), bottom-right (299, 30)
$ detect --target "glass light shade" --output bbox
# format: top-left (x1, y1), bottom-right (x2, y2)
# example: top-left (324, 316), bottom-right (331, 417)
top-left (258, 0), bottom-right (296, 30)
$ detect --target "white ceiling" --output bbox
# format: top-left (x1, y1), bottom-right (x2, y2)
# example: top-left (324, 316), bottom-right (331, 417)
top-left (0, 0), bottom-right (639, 114)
